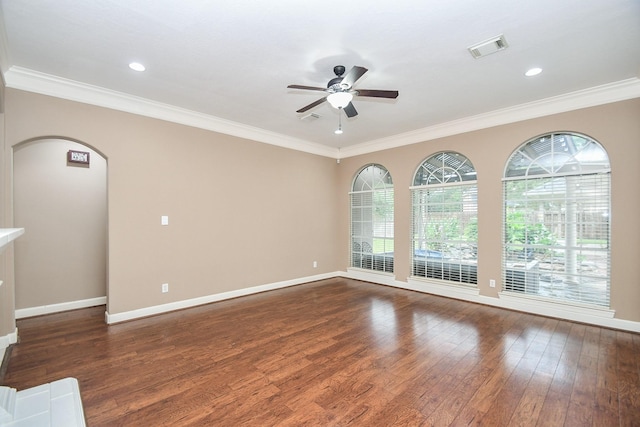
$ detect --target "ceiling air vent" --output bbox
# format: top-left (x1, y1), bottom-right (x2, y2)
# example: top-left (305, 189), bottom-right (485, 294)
top-left (300, 113), bottom-right (320, 121)
top-left (468, 34), bottom-right (508, 59)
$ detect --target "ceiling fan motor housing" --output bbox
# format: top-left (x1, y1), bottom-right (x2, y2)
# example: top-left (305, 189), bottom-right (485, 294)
top-left (327, 65), bottom-right (347, 91)
top-left (327, 77), bottom-right (343, 91)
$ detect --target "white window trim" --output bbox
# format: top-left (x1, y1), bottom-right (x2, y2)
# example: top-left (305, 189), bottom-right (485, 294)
top-left (502, 132), bottom-right (611, 308)
top-left (350, 164), bottom-right (395, 274)
top-left (411, 152), bottom-right (478, 286)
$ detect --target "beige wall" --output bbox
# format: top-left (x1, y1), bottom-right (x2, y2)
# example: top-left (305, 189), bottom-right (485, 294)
top-left (0, 87), bottom-right (638, 334)
top-left (337, 98), bottom-right (640, 321)
top-left (13, 139), bottom-right (107, 309)
top-left (3, 89), bottom-right (340, 316)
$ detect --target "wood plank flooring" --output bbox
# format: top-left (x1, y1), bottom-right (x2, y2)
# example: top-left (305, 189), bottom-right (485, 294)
top-left (3, 278), bottom-right (640, 426)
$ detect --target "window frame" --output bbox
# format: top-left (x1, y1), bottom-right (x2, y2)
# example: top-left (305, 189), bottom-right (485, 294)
top-left (502, 132), bottom-right (611, 307)
top-left (350, 164), bottom-right (395, 274)
top-left (410, 151), bottom-right (478, 286)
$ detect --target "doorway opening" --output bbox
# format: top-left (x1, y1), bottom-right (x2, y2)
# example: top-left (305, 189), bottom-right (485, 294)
top-left (13, 138), bottom-right (108, 318)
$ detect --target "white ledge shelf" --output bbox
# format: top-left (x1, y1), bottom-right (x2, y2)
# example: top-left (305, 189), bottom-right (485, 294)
top-left (0, 377), bottom-right (87, 426)
top-left (0, 228), bottom-right (25, 252)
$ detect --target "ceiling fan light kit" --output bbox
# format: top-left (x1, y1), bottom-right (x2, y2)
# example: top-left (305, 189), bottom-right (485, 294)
top-left (287, 65), bottom-right (399, 133)
top-left (327, 92), bottom-right (353, 109)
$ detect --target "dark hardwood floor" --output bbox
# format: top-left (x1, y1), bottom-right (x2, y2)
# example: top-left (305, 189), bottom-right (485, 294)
top-left (3, 278), bottom-right (640, 426)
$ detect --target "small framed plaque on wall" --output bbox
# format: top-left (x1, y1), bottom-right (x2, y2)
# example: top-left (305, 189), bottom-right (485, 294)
top-left (67, 150), bottom-right (90, 167)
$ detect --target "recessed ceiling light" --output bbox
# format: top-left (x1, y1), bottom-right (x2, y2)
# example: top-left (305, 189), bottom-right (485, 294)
top-left (129, 62), bottom-right (146, 72)
top-left (525, 67), bottom-right (542, 77)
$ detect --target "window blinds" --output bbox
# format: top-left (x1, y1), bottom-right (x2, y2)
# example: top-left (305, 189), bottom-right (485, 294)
top-left (503, 172), bottom-right (610, 306)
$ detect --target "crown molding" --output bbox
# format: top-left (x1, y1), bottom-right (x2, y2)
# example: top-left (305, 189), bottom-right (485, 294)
top-left (338, 77), bottom-right (640, 158)
top-left (4, 66), bottom-right (639, 160)
top-left (3, 66), bottom-right (339, 158)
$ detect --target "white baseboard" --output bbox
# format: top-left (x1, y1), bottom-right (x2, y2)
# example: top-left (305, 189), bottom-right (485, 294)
top-left (105, 272), bottom-right (341, 324)
top-left (16, 271), bottom-right (639, 333)
top-left (344, 270), bottom-right (640, 333)
top-left (404, 277), bottom-right (481, 299)
top-left (344, 268), bottom-right (396, 286)
top-left (15, 297), bottom-right (107, 319)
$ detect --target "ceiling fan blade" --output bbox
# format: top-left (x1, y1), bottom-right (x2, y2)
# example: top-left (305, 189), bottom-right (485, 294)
top-left (287, 84), bottom-right (327, 92)
top-left (296, 97), bottom-right (327, 113)
top-left (340, 66), bottom-right (368, 89)
top-left (343, 102), bottom-right (358, 118)
top-left (355, 89), bottom-right (399, 99)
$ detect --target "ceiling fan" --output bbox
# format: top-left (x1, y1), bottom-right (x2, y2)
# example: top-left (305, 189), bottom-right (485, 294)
top-left (287, 65), bottom-right (399, 118)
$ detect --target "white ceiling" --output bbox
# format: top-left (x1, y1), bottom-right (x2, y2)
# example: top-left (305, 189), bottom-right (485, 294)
top-left (1, 0), bottom-right (639, 158)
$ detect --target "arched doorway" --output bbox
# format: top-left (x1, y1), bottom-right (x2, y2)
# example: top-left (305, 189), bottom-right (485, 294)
top-left (13, 138), bottom-right (107, 316)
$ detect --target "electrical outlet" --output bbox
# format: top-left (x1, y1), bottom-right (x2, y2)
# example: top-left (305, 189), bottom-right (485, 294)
top-left (489, 279), bottom-right (496, 288)
top-left (162, 283), bottom-right (169, 293)
top-left (313, 261), bottom-right (318, 268)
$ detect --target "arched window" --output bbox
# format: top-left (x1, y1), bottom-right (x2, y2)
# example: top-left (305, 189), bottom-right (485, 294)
top-left (411, 152), bottom-right (478, 285)
top-left (503, 132), bottom-right (610, 307)
top-left (350, 164), bottom-right (394, 273)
